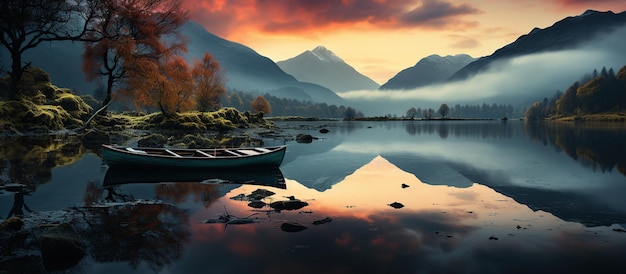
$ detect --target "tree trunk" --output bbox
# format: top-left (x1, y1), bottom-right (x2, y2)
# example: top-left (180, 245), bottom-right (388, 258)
top-left (98, 73), bottom-right (115, 114)
top-left (8, 49), bottom-right (23, 100)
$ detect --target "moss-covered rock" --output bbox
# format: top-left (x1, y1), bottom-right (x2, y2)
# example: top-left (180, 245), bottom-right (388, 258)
top-left (0, 217), bottom-right (24, 232)
top-left (0, 67), bottom-right (93, 132)
top-left (138, 134), bottom-right (168, 147)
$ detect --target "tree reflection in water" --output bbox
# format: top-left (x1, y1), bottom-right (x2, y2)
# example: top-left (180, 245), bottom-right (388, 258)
top-left (79, 182), bottom-right (191, 272)
top-left (525, 122), bottom-right (626, 176)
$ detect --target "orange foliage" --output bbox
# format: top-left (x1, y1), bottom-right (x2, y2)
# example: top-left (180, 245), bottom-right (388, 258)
top-left (125, 56), bottom-right (195, 116)
top-left (81, 0), bottom-right (187, 105)
top-left (192, 53), bottom-right (227, 112)
top-left (250, 96), bottom-right (272, 114)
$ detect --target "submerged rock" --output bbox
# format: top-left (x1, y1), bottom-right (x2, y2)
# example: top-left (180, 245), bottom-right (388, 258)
top-left (296, 134), bottom-right (314, 143)
top-left (270, 200), bottom-right (308, 211)
top-left (312, 217), bottom-right (333, 225)
top-left (38, 223), bottom-right (84, 271)
top-left (247, 189), bottom-right (275, 200)
top-left (247, 200), bottom-right (267, 209)
top-left (281, 222), bottom-right (307, 232)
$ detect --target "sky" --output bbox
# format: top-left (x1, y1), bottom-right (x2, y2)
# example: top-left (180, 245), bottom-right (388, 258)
top-left (182, 0), bottom-right (626, 85)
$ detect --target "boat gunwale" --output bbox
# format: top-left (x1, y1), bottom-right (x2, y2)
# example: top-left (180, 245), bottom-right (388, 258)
top-left (102, 144), bottom-right (286, 161)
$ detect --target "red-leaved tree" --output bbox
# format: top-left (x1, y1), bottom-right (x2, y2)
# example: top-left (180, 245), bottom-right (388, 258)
top-left (81, 0), bottom-right (187, 109)
top-left (250, 96), bottom-right (272, 114)
top-left (192, 53), bottom-right (226, 112)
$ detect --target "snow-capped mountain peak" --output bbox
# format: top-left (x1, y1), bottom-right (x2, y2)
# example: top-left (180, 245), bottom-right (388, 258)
top-left (310, 46), bottom-right (344, 63)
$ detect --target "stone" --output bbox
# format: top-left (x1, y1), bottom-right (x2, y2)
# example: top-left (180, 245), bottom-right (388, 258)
top-left (270, 200), bottom-right (309, 211)
top-left (388, 202), bottom-right (404, 209)
top-left (39, 223), bottom-right (84, 271)
top-left (296, 134), bottom-right (314, 143)
top-left (281, 222), bottom-right (307, 232)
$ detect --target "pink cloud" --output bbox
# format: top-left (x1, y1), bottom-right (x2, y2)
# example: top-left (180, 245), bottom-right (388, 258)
top-left (183, 0), bottom-right (481, 38)
top-left (554, 0), bottom-right (626, 10)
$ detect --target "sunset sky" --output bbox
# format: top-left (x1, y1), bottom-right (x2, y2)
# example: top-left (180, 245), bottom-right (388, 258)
top-left (182, 0), bottom-right (626, 84)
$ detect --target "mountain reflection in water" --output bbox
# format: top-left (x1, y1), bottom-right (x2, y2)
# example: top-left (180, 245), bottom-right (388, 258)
top-left (186, 156), bottom-right (626, 274)
top-left (1, 121), bottom-right (626, 273)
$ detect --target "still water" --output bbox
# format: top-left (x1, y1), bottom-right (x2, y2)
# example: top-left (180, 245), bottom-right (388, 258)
top-left (1, 120), bottom-right (626, 273)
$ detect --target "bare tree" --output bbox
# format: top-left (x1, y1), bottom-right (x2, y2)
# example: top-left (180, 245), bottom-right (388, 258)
top-left (0, 0), bottom-right (101, 100)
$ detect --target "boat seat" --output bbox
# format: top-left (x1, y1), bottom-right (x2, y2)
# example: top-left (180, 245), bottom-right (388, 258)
top-left (256, 148), bottom-right (271, 153)
top-left (224, 150), bottom-right (240, 156)
top-left (126, 147), bottom-right (147, 154)
top-left (237, 149), bottom-right (260, 156)
top-left (196, 150), bottom-right (215, 158)
top-left (165, 149), bottom-right (182, 157)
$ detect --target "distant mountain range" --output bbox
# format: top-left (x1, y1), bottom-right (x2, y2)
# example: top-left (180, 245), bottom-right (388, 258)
top-left (2, 9), bottom-right (626, 114)
top-left (277, 46), bottom-right (380, 93)
top-left (380, 54), bottom-right (474, 90)
top-left (450, 10), bottom-right (626, 81)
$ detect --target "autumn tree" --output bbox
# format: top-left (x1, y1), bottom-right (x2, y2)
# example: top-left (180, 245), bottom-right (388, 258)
top-left (125, 56), bottom-right (194, 117)
top-left (0, 0), bottom-right (101, 100)
top-left (250, 96), bottom-right (272, 114)
top-left (192, 53), bottom-right (226, 112)
top-left (556, 82), bottom-right (579, 115)
top-left (81, 0), bottom-right (187, 108)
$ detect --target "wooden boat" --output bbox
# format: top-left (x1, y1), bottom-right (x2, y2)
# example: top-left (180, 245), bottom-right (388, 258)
top-left (101, 144), bottom-right (286, 169)
top-left (103, 166), bottom-right (286, 189)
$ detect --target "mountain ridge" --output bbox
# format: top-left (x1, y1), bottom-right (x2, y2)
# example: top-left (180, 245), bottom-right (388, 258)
top-left (449, 9), bottom-right (626, 81)
top-left (277, 46), bottom-right (380, 93)
top-left (380, 54), bottom-right (474, 90)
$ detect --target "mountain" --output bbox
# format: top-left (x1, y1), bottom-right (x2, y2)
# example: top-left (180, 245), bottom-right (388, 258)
top-left (379, 54), bottom-right (474, 90)
top-left (276, 46), bottom-right (380, 92)
top-left (1, 20), bottom-right (347, 106)
top-left (450, 10), bottom-right (626, 81)
top-left (181, 22), bottom-right (347, 105)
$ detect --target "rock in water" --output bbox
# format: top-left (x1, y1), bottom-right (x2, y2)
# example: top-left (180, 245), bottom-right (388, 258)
top-left (296, 134), bottom-right (314, 143)
top-left (248, 200), bottom-right (267, 208)
top-left (270, 199), bottom-right (309, 211)
top-left (281, 222), bottom-right (307, 232)
top-left (388, 202), bottom-right (404, 209)
top-left (39, 223), bottom-right (85, 271)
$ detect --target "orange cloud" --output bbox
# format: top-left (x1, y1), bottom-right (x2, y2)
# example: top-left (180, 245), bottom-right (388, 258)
top-left (553, 0), bottom-right (626, 10)
top-left (183, 0), bottom-right (481, 38)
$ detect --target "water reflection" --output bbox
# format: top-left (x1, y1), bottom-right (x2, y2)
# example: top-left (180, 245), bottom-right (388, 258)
top-left (103, 167), bottom-right (286, 189)
top-left (404, 120), bottom-right (517, 139)
top-left (525, 122), bottom-right (626, 176)
top-left (0, 135), bottom-right (90, 187)
top-left (186, 156), bottom-right (626, 273)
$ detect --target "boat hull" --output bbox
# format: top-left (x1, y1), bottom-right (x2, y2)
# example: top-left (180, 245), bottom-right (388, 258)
top-left (103, 166), bottom-right (286, 189)
top-left (101, 145), bottom-right (286, 169)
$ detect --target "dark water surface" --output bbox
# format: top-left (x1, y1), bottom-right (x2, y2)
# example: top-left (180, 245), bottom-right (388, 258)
top-left (1, 120), bottom-right (626, 273)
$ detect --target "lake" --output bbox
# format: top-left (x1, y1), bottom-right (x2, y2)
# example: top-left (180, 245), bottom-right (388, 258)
top-left (1, 120), bottom-right (626, 273)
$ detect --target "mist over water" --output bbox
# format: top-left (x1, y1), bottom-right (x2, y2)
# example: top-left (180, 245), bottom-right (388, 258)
top-left (341, 26), bottom-right (626, 116)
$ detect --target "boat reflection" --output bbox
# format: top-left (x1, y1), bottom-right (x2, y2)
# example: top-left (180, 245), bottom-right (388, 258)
top-left (103, 167), bottom-right (286, 189)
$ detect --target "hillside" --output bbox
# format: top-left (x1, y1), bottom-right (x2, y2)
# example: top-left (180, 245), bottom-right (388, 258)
top-left (450, 10), bottom-right (626, 81)
top-left (525, 65), bottom-right (626, 120)
top-left (277, 46), bottom-right (380, 93)
top-left (380, 54), bottom-right (474, 90)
